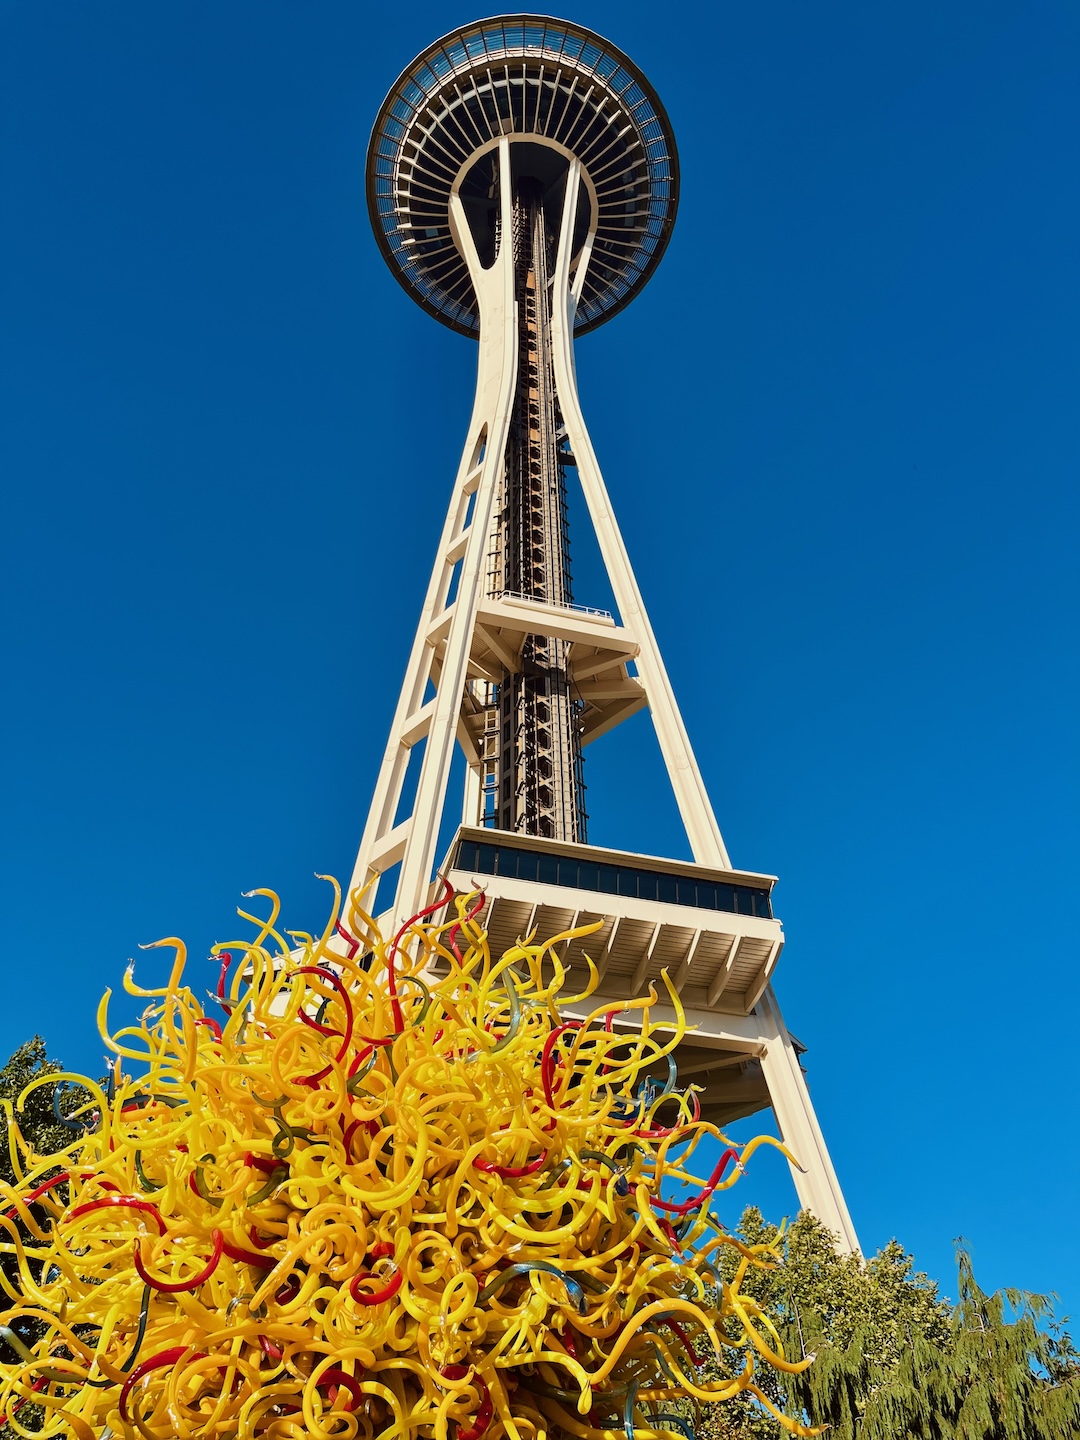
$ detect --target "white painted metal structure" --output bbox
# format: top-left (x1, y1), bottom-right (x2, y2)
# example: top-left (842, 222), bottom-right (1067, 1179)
top-left (357, 18), bottom-right (859, 1253)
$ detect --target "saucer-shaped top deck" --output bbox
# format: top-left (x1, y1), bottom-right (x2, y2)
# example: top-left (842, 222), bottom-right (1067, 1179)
top-left (366, 15), bottom-right (679, 337)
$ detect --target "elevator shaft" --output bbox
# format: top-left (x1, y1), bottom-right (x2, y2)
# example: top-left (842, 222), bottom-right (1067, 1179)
top-left (488, 178), bottom-right (587, 843)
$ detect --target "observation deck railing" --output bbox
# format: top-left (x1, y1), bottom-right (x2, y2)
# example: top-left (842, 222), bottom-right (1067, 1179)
top-left (497, 590), bottom-right (614, 623)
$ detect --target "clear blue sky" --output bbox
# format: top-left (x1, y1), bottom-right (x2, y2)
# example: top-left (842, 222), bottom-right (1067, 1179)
top-left (2, 2), bottom-right (1077, 1319)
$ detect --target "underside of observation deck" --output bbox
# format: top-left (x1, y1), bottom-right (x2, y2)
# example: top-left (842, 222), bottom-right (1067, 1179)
top-left (367, 16), bottom-right (678, 335)
top-left (427, 826), bottom-right (787, 1129)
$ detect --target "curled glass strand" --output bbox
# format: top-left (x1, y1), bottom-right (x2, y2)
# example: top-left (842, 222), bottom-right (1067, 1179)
top-left (0, 881), bottom-right (821, 1439)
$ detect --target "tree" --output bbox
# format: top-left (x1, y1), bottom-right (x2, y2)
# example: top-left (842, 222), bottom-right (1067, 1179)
top-left (885, 1245), bottom-right (1080, 1439)
top-left (0, 1038), bottom-right (82, 1439)
top-left (0, 1038), bottom-right (74, 1188)
top-left (695, 1207), bottom-right (1080, 1440)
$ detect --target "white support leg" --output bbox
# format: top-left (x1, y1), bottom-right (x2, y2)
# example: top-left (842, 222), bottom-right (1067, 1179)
top-left (461, 762), bottom-right (481, 827)
top-left (548, 162), bottom-right (732, 871)
top-left (347, 137), bottom-right (520, 924)
top-left (757, 986), bottom-right (860, 1253)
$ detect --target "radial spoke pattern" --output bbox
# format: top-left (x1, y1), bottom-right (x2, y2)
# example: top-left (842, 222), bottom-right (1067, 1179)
top-left (367, 16), bottom-right (679, 336)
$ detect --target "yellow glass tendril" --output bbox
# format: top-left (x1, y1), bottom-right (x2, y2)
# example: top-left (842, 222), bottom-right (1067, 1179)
top-left (0, 878), bottom-right (821, 1440)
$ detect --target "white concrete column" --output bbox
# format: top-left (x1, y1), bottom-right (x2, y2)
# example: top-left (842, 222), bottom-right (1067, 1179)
top-left (757, 986), bottom-right (860, 1253)
top-left (461, 762), bottom-right (482, 827)
top-left (347, 138), bottom-right (519, 923)
top-left (548, 161), bottom-right (731, 871)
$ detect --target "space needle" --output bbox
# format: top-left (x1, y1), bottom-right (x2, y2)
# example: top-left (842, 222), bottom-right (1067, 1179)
top-left (355, 16), bottom-right (858, 1251)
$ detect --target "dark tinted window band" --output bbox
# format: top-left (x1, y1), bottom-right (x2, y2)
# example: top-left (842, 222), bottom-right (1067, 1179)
top-left (454, 840), bottom-right (772, 919)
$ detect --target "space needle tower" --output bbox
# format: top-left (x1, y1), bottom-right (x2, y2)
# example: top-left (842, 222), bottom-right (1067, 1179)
top-left (356, 16), bottom-right (859, 1251)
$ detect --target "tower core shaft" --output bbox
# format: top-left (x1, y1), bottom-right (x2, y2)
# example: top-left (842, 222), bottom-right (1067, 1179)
top-left (489, 180), bottom-right (587, 842)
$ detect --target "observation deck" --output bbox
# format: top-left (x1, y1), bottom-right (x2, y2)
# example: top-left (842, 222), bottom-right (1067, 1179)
top-left (366, 15), bottom-right (679, 336)
top-left (432, 826), bottom-right (786, 1127)
top-left (443, 826), bottom-right (783, 1016)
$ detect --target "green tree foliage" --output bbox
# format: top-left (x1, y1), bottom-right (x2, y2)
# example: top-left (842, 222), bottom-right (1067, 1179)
top-left (0, 1038), bottom-right (79, 1438)
top-left (0, 1038), bottom-right (73, 1187)
top-left (695, 1207), bottom-right (1080, 1440)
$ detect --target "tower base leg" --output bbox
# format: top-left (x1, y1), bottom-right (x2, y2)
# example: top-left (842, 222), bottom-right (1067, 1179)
top-left (757, 987), bottom-right (860, 1254)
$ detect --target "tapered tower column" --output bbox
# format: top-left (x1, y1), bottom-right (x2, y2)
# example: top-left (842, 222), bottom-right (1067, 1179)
top-left (348, 136), bottom-right (520, 924)
top-left (358, 17), bottom-right (859, 1254)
